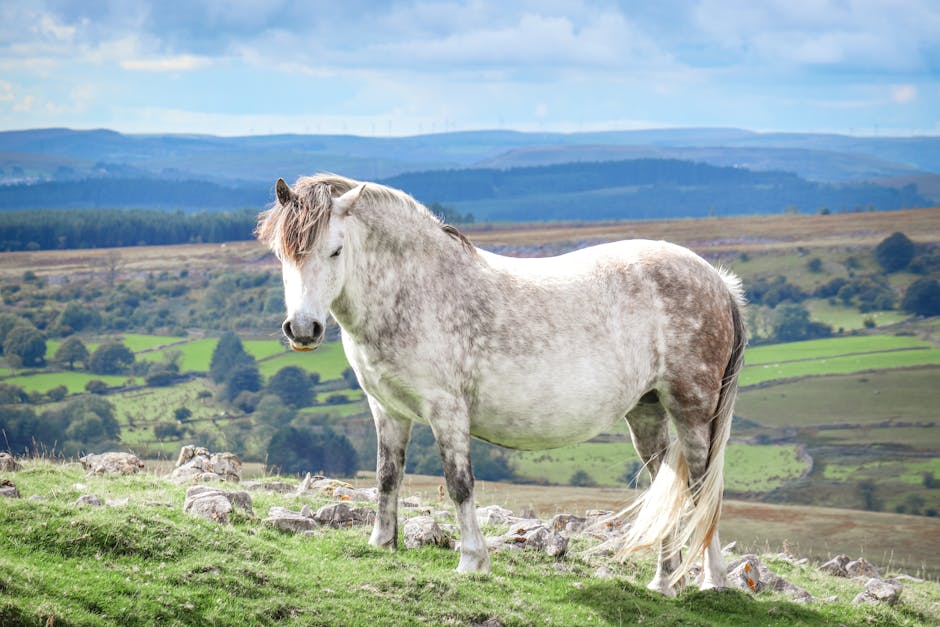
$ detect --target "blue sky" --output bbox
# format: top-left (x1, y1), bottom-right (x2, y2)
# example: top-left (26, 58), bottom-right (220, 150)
top-left (1, 0), bottom-right (938, 136)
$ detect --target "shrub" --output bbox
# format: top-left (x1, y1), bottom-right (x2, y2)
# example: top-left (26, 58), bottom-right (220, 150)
top-left (875, 231), bottom-right (915, 272)
top-left (3, 326), bottom-right (46, 367)
top-left (569, 469), bottom-right (598, 487)
top-left (902, 278), bottom-right (940, 316)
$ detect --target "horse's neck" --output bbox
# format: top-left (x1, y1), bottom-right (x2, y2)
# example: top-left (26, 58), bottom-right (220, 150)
top-left (332, 217), bottom-right (481, 341)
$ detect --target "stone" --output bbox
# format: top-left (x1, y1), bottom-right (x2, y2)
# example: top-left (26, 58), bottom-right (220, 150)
top-left (332, 486), bottom-right (378, 502)
top-left (241, 480), bottom-right (296, 494)
top-left (169, 446), bottom-right (241, 484)
top-left (182, 485), bottom-right (253, 524)
top-left (853, 578), bottom-right (902, 606)
top-left (296, 473), bottom-right (353, 497)
top-left (80, 452), bottom-right (144, 476)
top-left (0, 452), bottom-right (20, 472)
top-left (845, 557), bottom-right (879, 579)
top-left (0, 478), bottom-right (19, 498)
top-left (75, 494), bottom-right (102, 507)
top-left (503, 522), bottom-right (568, 557)
top-left (403, 515), bottom-right (449, 549)
top-left (314, 502), bottom-right (376, 528)
top-left (263, 506), bottom-right (318, 533)
top-left (547, 513), bottom-right (586, 534)
top-left (727, 554), bottom-right (812, 602)
top-left (819, 554), bottom-right (851, 577)
top-left (476, 504), bottom-right (515, 526)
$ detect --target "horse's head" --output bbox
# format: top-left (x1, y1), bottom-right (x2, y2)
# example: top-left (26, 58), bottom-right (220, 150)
top-left (257, 177), bottom-right (363, 351)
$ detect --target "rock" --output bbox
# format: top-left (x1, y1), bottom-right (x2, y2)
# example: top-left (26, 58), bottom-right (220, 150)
top-left (727, 554), bottom-right (812, 601)
top-left (314, 502), bottom-right (376, 528)
top-left (853, 578), bottom-right (902, 606)
top-left (845, 557), bottom-right (879, 579)
top-left (297, 473), bottom-right (354, 497)
top-left (476, 504), bottom-right (515, 526)
top-left (722, 541), bottom-right (737, 554)
top-left (503, 522), bottom-right (568, 557)
top-left (403, 515), bottom-right (450, 549)
top-left (547, 513), bottom-right (586, 534)
top-left (0, 478), bottom-right (19, 498)
top-left (241, 480), bottom-right (295, 494)
top-left (80, 452), bottom-right (144, 476)
top-left (263, 506), bottom-right (318, 533)
top-left (0, 452), bottom-right (20, 471)
top-left (400, 496), bottom-right (423, 509)
top-left (169, 446), bottom-right (241, 484)
top-left (75, 494), bottom-right (102, 507)
top-left (819, 554), bottom-right (851, 577)
top-left (182, 485), bottom-right (253, 524)
top-left (333, 486), bottom-right (378, 502)
top-left (594, 565), bottom-right (612, 579)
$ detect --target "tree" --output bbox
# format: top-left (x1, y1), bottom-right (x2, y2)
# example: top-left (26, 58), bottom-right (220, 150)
top-left (875, 231), bottom-right (915, 272)
top-left (772, 304), bottom-right (832, 342)
top-left (0, 313), bottom-right (31, 354)
top-left (221, 363), bottom-right (262, 402)
top-left (0, 383), bottom-right (28, 405)
top-left (3, 326), bottom-right (46, 367)
top-left (209, 331), bottom-right (253, 383)
top-left (266, 425), bottom-right (359, 476)
top-left (902, 278), bottom-right (940, 316)
top-left (52, 303), bottom-right (101, 336)
top-left (88, 342), bottom-right (135, 375)
top-left (174, 407), bottom-right (192, 423)
top-left (267, 366), bottom-right (314, 409)
top-left (54, 336), bottom-right (88, 370)
top-left (569, 469), bottom-right (598, 487)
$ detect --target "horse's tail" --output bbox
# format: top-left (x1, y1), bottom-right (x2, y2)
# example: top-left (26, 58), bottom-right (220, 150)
top-left (616, 271), bottom-right (747, 586)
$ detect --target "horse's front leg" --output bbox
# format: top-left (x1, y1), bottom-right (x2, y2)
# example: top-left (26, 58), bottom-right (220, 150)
top-left (428, 396), bottom-right (490, 573)
top-left (367, 396), bottom-right (412, 549)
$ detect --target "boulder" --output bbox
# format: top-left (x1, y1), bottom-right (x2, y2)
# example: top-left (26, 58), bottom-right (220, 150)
top-left (296, 473), bottom-right (353, 497)
top-left (727, 554), bottom-right (812, 601)
top-left (241, 480), bottom-right (296, 494)
top-left (403, 515), bottom-right (450, 549)
top-left (75, 494), bottom-right (103, 507)
top-left (819, 554), bottom-right (851, 577)
top-left (476, 504), bottom-right (515, 526)
top-left (853, 578), bottom-right (902, 606)
top-left (169, 446), bottom-right (241, 484)
top-left (502, 522), bottom-right (568, 557)
top-left (547, 513), bottom-right (586, 534)
top-left (845, 557), bottom-right (879, 579)
top-left (314, 502), bottom-right (376, 528)
top-left (263, 506), bottom-right (318, 533)
top-left (80, 452), bottom-right (144, 476)
top-left (0, 478), bottom-right (19, 498)
top-left (333, 486), bottom-right (378, 502)
top-left (182, 485), bottom-right (253, 524)
top-left (0, 452), bottom-right (20, 472)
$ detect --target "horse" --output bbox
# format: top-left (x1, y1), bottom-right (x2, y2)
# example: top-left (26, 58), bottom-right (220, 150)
top-left (255, 173), bottom-right (747, 596)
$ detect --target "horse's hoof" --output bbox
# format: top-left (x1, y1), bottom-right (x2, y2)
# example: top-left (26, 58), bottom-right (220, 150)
top-left (456, 553), bottom-right (491, 574)
top-left (646, 580), bottom-right (678, 597)
top-left (368, 531), bottom-right (398, 550)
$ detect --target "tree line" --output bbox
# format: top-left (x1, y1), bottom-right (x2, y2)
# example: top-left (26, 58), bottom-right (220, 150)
top-left (0, 207), bottom-right (259, 251)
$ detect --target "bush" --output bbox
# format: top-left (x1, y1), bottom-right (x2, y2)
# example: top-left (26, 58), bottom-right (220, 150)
top-left (85, 380), bottom-right (109, 394)
top-left (875, 231), bottom-right (915, 272)
top-left (569, 469), bottom-right (598, 487)
top-left (266, 425), bottom-right (359, 477)
top-left (902, 278), bottom-right (940, 316)
top-left (3, 326), bottom-right (46, 368)
top-left (88, 342), bottom-right (135, 375)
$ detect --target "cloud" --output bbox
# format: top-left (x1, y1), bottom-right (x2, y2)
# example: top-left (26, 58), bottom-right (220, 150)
top-left (891, 84), bottom-right (918, 104)
top-left (120, 54), bottom-right (213, 72)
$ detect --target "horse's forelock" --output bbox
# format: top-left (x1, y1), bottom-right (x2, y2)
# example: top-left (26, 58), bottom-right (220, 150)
top-left (255, 174), bottom-right (359, 263)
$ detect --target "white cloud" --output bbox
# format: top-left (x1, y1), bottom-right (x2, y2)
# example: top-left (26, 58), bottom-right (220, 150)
top-left (891, 84), bottom-right (918, 103)
top-left (120, 54), bottom-right (213, 72)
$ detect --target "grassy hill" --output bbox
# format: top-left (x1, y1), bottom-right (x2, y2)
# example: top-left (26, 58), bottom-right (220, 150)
top-left (2, 461), bottom-right (939, 626)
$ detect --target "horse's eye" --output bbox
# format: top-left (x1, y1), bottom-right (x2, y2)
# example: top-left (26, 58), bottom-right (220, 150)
top-left (330, 246), bottom-right (343, 258)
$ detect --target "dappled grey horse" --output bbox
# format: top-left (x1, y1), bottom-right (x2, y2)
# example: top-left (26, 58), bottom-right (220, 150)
top-left (256, 174), bottom-right (746, 596)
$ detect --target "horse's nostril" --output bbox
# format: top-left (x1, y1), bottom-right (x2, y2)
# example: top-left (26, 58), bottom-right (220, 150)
top-left (312, 321), bottom-right (324, 340)
top-left (282, 320), bottom-right (294, 340)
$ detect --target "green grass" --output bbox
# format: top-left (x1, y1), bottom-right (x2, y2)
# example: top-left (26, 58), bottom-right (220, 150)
top-left (2, 461), bottom-right (938, 626)
top-left (804, 299), bottom-right (911, 330)
top-left (258, 340), bottom-right (351, 381)
top-left (6, 371), bottom-right (138, 394)
top-left (744, 335), bottom-right (935, 366)
top-left (737, 367), bottom-right (940, 429)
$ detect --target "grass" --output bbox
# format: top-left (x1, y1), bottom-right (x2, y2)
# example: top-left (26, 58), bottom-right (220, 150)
top-left (257, 340), bottom-right (351, 381)
top-left (804, 299), bottom-right (910, 331)
top-left (744, 335), bottom-right (935, 366)
top-left (5, 371), bottom-right (138, 394)
top-left (2, 461), bottom-right (939, 625)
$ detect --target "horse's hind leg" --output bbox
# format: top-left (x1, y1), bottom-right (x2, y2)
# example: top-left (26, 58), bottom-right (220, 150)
top-left (625, 396), bottom-right (682, 596)
top-left (666, 391), bottom-right (729, 591)
top-left (367, 396), bottom-right (412, 550)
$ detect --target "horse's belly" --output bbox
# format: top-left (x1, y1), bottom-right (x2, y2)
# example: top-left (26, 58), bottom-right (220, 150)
top-left (471, 368), bottom-right (631, 451)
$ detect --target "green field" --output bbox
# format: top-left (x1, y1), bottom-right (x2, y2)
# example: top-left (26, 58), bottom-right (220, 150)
top-left (258, 340), bottom-right (350, 381)
top-left (804, 299), bottom-right (910, 330)
top-left (5, 371), bottom-right (138, 394)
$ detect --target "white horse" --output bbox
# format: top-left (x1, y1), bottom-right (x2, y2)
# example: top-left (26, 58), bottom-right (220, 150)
top-left (256, 174), bottom-right (746, 596)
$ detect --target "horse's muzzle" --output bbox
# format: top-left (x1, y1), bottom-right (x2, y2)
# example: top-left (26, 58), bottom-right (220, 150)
top-left (282, 318), bottom-right (324, 351)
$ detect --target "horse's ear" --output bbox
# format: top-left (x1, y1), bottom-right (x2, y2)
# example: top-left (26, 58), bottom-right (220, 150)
top-left (333, 184), bottom-right (365, 216)
top-left (275, 178), bottom-right (294, 205)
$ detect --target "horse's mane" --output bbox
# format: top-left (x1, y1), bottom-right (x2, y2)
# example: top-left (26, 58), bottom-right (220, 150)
top-left (255, 173), bottom-right (475, 261)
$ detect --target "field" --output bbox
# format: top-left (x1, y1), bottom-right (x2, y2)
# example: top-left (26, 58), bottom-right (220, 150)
top-left (2, 461), bottom-right (939, 626)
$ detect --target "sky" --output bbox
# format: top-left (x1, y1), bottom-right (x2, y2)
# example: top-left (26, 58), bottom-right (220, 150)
top-left (1, 0), bottom-right (938, 137)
